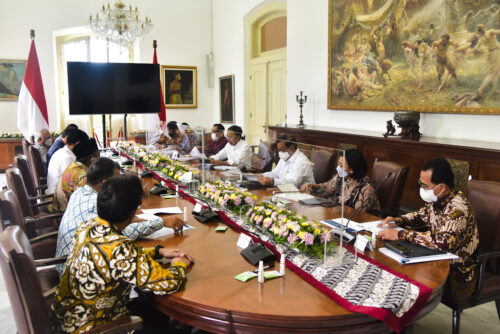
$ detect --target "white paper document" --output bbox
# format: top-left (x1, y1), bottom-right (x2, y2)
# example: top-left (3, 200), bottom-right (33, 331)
top-left (189, 146), bottom-right (207, 159)
top-left (144, 224), bottom-right (194, 239)
top-left (275, 192), bottom-right (314, 202)
top-left (321, 218), bottom-right (365, 232)
top-left (243, 173), bottom-right (259, 182)
top-left (179, 172), bottom-right (193, 182)
top-left (379, 247), bottom-right (459, 264)
top-left (142, 207), bottom-right (183, 215)
top-left (277, 183), bottom-right (299, 192)
top-left (214, 165), bottom-right (239, 171)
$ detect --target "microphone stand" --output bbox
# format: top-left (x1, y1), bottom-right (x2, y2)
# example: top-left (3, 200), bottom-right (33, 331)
top-left (322, 171), bottom-right (393, 266)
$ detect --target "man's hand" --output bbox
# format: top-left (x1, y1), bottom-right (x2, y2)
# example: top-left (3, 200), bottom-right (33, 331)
top-left (378, 216), bottom-right (402, 228)
top-left (159, 248), bottom-right (194, 267)
top-left (300, 183), bottom-right (313, 192)
top-left (257, 175), bottom-right (273, 186)
top-left (162, 216), bottom-right (184, 233)
top-left (377, 229), bottom-right (400, 241)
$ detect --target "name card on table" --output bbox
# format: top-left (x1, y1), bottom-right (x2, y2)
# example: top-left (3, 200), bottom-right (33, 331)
top-left (193, 203), bottom-right (202, 213)
top-left (237, 233), bottom-right (253, 249)
top-left (354, 235), bottom-right (373, 253)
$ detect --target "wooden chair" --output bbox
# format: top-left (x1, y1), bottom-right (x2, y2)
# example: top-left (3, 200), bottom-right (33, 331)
top-left (371, 161), bottom-right (409, 217)
top-left (310, 149), bottom-right (336, 184)
top-left (13, 155), bottom-right (40, 198)
top-left (6, 167), bottom-right (59, 221)
top-left (0, 189), bottom-right (58, 260)
top-left (441, 180), bottom-right (500, 334)
top-left (29, 145), bottom-right (47, 190)
top-left (0, 226), bottom-right (142, 334)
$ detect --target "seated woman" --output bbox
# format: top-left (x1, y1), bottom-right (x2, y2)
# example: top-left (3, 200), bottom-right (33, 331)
top-left (301, 149), bottom-right (380, 213)
top-left (51, 174), bottom-right (193, 333)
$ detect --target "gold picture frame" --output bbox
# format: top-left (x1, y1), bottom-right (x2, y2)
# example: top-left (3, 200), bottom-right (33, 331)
top-left (327, 0), bottom-right (500, 115)
top-left (0, 59), bottom-right (26, 101)
top-left (161, 65), bottom-right (197, 109)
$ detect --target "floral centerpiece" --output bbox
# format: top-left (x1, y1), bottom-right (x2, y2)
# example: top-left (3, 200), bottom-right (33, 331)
top-left (0, 132), bottom-right (23, 139)
top-left (245, 202), bottom-right (334, 258)
top-left (142, 153), bottom-right (198, 180)
top-left (119, 142), bottom-right (148, 158)
top-left (199, 181), bottom-right (257, 214)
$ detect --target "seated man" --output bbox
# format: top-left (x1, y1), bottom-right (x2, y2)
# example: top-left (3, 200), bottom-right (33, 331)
top-left (301, 149), bottom-right (380, 212)
top-left (52, 138), bottom-right (99, 213)
top-left (199, 123), bottom-right (227, 157)
top-left (55, 158), bottom-right (183, 275)
top-left (378, 157), bottom-right (479, 301)
top-left (210, 125), bottom-right (252, 170)
top-left (46, 123), bottom-right (78, 165)
top-left (47, 129), bottom-right (88, 194)
top-left (257, 134), bottom-right (315, 188)
top-left (34, 128), bottom-right (52, 163)
top-left (155, 121), bottom-right (191, 153)
top-left (52, 174), bottom-right (193, 332)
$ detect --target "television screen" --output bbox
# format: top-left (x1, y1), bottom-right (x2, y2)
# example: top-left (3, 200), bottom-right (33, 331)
top-left (67, 62), bottom-right (162, 115)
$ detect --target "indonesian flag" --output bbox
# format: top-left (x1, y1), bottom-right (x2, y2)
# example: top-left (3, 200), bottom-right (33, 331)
top-left (17, 39), bottom-right (49, 140)
top-left (153, 45), bottom-right (166, 128)
top-left (146, 42), bottom-right (166, 144)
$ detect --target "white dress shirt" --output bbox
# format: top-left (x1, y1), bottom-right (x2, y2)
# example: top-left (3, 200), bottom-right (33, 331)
top-left (212, 139), bottom-right (252, 170)
top-left (263, 149), bottom-right (315, 188)
top-left (47, 145), bottom-right (76, 194)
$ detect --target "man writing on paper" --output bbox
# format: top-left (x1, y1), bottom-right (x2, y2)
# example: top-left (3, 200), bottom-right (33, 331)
top-left (378, 157), bottom-right (479, 301)
top-left (257, 134), bottom-right (315, 189)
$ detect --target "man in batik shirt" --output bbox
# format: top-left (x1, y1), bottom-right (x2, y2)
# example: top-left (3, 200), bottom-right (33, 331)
top-left (379, 157), bottom-right (479, 301)
top-left (51, 175), bottom-right (193, 333)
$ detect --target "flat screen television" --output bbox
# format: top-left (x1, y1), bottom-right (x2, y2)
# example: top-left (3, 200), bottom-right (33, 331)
top-left (67, 62), bottom-right (161, 115)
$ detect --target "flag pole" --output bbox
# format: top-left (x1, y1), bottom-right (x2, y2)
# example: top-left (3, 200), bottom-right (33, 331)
top-left (30, 29), bottom-right (35, 40)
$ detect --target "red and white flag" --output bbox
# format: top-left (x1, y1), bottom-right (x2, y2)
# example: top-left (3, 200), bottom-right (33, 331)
top-left (17, 39), bottom-right (49, 140)
top-left (146, 41), bottom-right (166, 144)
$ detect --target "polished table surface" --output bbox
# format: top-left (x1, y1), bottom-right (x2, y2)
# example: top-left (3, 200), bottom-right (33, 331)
top-left (135, 175), bottom-right (449, 334)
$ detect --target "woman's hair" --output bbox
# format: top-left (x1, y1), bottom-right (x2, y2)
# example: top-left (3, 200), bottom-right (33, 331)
top-left (344, 149), bottom-right (367, 180)
top-left (97, 175), bottom-right (143, 223)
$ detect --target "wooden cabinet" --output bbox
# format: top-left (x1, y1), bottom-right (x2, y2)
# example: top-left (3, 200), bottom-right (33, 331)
top-left (269, 126), bottom-right (500, 210)
top-left (0, 139), bottom-right (23, 171)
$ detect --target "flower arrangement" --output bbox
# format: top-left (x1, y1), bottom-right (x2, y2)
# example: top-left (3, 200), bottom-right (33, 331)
top-left (245, 202), bottom-right (334, 258)
top-left (118, 142), bottom-right (198, 180)
top-left (0, 132), bottom-right (23, 139)
top-left (199, 181), bottom-right (257, 213)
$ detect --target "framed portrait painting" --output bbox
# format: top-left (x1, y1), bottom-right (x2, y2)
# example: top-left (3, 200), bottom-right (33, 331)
top-left (0, 59), bottom-right (26, 101)
top-left (219, 75), bottom-right (235, 123)
top-left (161, 65), bottom-right (197, 108)
top-left (327, 0), bottom-right (500, 114)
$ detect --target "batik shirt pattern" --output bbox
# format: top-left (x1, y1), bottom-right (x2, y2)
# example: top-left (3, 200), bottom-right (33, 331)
top-left (51, 217), bottom-right (187, 333)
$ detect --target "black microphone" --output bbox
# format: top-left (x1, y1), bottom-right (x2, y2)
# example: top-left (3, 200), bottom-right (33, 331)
top-left (343, 171), bottom-right (393, 232)
top-left (186, 194), bottom-right (221, 223)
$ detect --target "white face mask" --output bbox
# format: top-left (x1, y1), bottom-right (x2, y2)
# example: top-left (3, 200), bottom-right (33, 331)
top-left (419, 186), bottom-right (439, 203)
top-left (336, 165), bottom-right (349, 178)
top-left (211, 133), bottom-right (218, 141)
top-left (278, 151), bottom-right (290, 161)
top-left (44, 138), bottom-right (52, 146)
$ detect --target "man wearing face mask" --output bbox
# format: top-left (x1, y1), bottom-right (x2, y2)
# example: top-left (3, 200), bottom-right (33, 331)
top-left (159, 121), bottom-right (191, 153)
top-left (198, 123), bottom-right (227, 157)
top-left (378, 157), bottom-right (479, 301)
top-left (257, 134), bottom-right (315, 188)
top-left (210, 125), bottom-right (252, 170)
top-left (35, 128), bottom-right (53, 163)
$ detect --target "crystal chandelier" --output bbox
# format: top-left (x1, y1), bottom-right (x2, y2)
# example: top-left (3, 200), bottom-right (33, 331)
top-left (89, 1), bottom-right (153, 48)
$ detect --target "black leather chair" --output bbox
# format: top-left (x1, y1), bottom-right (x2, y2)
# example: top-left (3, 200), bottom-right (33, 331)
top-left (371, 161), bottom-right (409, 217)
top-left (441, 180), bottom-right (500, 334)
top-left (29, 145), bottom-right (47, 190)
top-left (0, 225), bottom-right (142, 334)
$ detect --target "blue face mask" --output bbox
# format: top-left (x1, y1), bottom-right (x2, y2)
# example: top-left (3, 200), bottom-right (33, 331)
top-left (336, 165), bottom-right (349, 178)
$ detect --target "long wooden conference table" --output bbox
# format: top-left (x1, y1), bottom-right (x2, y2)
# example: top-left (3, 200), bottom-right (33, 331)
top-left (133, 170), bottom-right (449, 334)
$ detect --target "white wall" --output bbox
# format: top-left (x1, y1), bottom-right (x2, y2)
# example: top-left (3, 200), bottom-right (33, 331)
top-left (286, 0), bottom-right (500, 143)
top-left (0, 0), bottom-right (214, 133)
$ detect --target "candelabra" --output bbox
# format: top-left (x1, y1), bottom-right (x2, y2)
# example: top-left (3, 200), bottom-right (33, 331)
top-left (296, 91), bottom-right (307, 129)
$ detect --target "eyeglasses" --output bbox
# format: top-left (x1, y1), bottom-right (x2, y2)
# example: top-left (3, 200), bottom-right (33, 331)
top-left (418, 179), bottom-right (439, 191)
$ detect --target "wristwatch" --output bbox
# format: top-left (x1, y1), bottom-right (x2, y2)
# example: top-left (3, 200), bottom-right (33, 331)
top-left (154, 245), bottom-right (164, 259)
